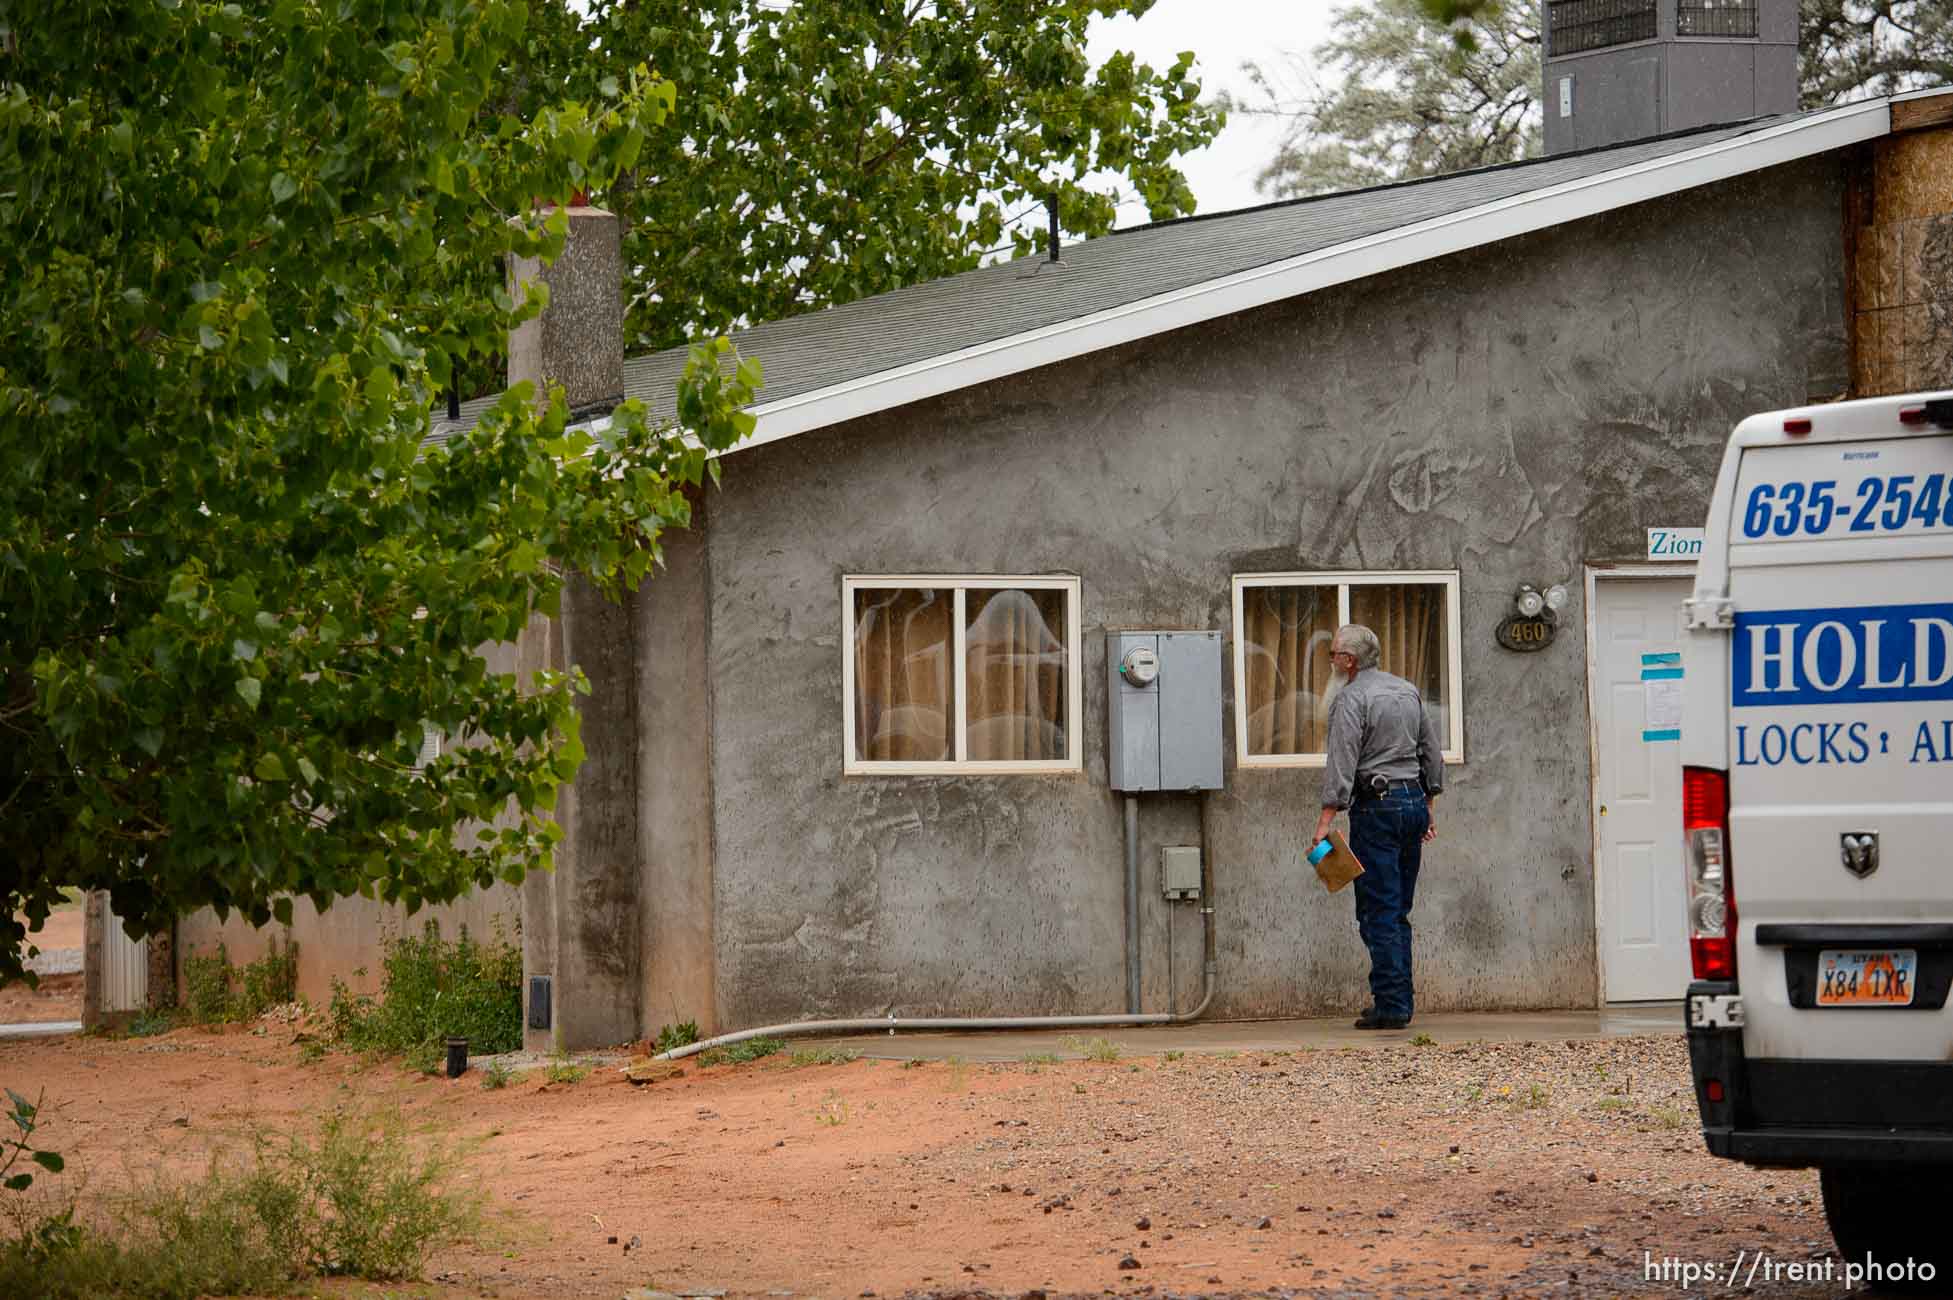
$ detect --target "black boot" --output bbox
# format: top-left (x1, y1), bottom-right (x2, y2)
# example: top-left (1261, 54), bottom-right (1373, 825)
top-left (1353, 1009), bottom-right (1410, 1030)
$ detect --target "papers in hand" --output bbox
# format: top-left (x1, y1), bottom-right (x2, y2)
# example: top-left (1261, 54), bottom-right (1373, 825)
top-left (1310, 829), bottom-right (1364, 892)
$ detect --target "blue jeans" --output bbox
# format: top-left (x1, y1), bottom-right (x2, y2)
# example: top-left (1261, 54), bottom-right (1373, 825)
top-left (1348, 786), bottom-right (1429, 1021)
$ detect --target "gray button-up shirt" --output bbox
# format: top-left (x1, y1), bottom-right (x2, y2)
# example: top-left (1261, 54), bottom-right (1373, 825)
top-left (1320, 669), bottom-right (1445, 809)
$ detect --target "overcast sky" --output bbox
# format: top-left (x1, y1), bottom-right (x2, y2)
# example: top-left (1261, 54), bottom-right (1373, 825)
top-left (1086, 1), bottom-right (1340, 222)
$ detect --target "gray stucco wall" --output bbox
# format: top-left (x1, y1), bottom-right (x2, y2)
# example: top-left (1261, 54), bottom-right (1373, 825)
top-left (696, 158), bottom-right (1846, 1028)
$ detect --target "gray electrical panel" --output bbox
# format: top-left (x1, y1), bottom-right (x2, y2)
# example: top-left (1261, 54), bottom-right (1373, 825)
top-left (1107, 630), bottom-right (1224, 791)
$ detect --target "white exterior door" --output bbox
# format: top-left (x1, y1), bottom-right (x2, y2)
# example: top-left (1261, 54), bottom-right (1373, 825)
top-left (1593, 575), bottom-right (1694, 1002)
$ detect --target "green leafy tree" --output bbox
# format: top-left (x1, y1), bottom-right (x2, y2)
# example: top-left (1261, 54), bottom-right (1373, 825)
top-left (1222, 0), bottom-right (1540, 199)
top-left (1238, 0), bottom-right (1951, 200)
top-left (0, 0), bottom-right (758, 982)
top-left (1802, 1), bottom-right (1953, 104)
top-left (513, 0), bottom-right (1225, 352)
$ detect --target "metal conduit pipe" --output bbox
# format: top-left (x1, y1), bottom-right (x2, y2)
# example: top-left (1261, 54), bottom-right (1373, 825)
top-left (1124, 794), bottom-right (1141, 1015)
top-left (655, 795), bottom-right (1219, 1063)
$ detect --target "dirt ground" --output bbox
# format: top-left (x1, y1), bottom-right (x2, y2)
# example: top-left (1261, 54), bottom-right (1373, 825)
top-left (3, 905), bottom-right (85, 1023)
top-left (0, 1018), bottom-right (1869, 1300)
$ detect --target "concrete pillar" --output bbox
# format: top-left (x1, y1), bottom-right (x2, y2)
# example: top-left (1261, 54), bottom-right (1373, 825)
top-left (637, 491), bottom-right (719, 1038)
top-left (507, 204), bottom-right (626, 418)
top-left (81, 890), bottom-right (106, 1030)
top-left (526, 578), bottom-right (642, 1051)
top-left (506, 199), bottom-right (640, 1050)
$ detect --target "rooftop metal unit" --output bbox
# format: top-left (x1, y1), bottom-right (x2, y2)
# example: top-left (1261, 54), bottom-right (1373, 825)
top-left (1544, 0), bottom-right (1797, 156)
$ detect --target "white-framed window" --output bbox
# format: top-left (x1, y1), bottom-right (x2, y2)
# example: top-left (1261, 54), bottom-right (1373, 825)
top-left (1230, 570), bottom-right (1464, 769)
top-left (843, 575), bottom-right (1083, 776)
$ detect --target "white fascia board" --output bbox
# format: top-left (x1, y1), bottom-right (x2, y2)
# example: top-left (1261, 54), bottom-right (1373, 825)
top-left (730, 98), bottom-right (1891, 456)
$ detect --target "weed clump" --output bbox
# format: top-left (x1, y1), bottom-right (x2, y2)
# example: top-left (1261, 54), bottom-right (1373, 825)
top-left (1510, 1082), bottom-right (1550, 1111)
top-left (787, 1046), bottom-right (859, 1068)
top-left (653, 1020), bottom-right (699, 1053)
top-left (181, 938), bottom-right (299, 1025)
top-left (328, 921), bottom-right (521, 1064)
top-left (696, 1036), bottom-right (784, 1067)
top-left (0, 1107), bottom-right (479, 1298)
top-left (1062, 1035), bottom-right (1123, 1063)
top-left (124, 1011), bottom-right (174, 1038)
top-left (543, 1056), bottom-right (590, 1085)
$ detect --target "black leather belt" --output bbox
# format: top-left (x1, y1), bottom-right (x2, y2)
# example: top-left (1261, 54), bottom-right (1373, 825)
top-left (1355, 775), bottom-right (1422, 800)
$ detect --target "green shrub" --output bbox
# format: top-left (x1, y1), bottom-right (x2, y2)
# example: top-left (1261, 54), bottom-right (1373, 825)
top-left (787, 1046), bottom-right (859, 1068)
top-left (124, 1011), bottom-right (176, 1039)
top-left (294, 1110), bottom-right (479, 1277)
top-left (181, 946), bottom-right (235, 1026)
top-left (478, 1062), bottom-right (512, 1091)
top-left (181, 938), bottom-right (299, 1026)
top-left (696, 1036), bottom-right (784, 1067)
top-left (0, 1107), bottom-right (479, 1298)
top-left (654, 1020), bottom-right (699, 1053)
top-left (404, 1041), bottom-right (445, 1077)
top-left (328, 922), bottom-right (521, 1065)
top-left (236, 942), bottom-right (298, 1017)
top-left (1062, 1035), bottom-right (1122, 1063)
top-left (2, 1089), bottom-right (61, 1195)
top-left (543, 1057), bottom-right (589, 1085)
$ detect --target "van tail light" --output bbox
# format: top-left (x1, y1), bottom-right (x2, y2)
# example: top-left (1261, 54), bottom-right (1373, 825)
top-left (1683, 766), bottom-right (1737, 981)
top-left (1899, 402), bottom-right (1953, 429)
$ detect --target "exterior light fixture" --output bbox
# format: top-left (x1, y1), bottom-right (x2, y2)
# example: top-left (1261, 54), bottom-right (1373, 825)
top-left (1499, 583), bottom-right (1570, 652)
top-left (1513, 583), bottom-right (1570, 620)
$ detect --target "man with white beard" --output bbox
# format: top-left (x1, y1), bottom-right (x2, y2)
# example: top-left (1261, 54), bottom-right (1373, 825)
top-left (1310, 624), bottom-right (1444, 1030)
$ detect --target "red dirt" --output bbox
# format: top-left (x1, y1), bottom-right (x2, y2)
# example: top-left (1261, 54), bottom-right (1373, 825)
top-left (0, 1024), bottom-right (1848, 1298)
top-left (5, 907), bottom-right (84, 1023)
top-left (0, 972), bottom-right (82, 1024)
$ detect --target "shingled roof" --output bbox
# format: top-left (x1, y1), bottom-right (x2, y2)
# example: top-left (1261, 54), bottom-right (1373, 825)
top-left (431, 93), bottom-right (1913, 453)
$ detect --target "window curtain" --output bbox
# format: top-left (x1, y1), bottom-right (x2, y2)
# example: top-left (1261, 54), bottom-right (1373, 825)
top-left (965, 588), bottom-right (1067, 761)
top-left (1351, 582), bottom-right (1447, 719)
top-left (1241, 585), bottom-right (1337, 755)
top-left (853, 588), bottom-right (953, 761)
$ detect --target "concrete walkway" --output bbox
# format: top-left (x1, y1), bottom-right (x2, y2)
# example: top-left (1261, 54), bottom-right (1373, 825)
top-left (817, 1004), bottom-right (1680, 1062)
top-left (0, 1020), bottom-right (82, 1041)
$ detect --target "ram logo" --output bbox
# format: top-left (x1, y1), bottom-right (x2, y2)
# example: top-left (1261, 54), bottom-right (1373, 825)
top-left (1840, 832), bottom-right (1880, 880)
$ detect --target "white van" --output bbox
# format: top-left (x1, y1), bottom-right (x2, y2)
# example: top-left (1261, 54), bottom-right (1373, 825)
top-left (1681, 390), bottom-right (1953, 1282)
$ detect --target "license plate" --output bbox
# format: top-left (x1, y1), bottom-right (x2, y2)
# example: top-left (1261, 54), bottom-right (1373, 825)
top-left (1817, 949), bottom-right (1918, 1007)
